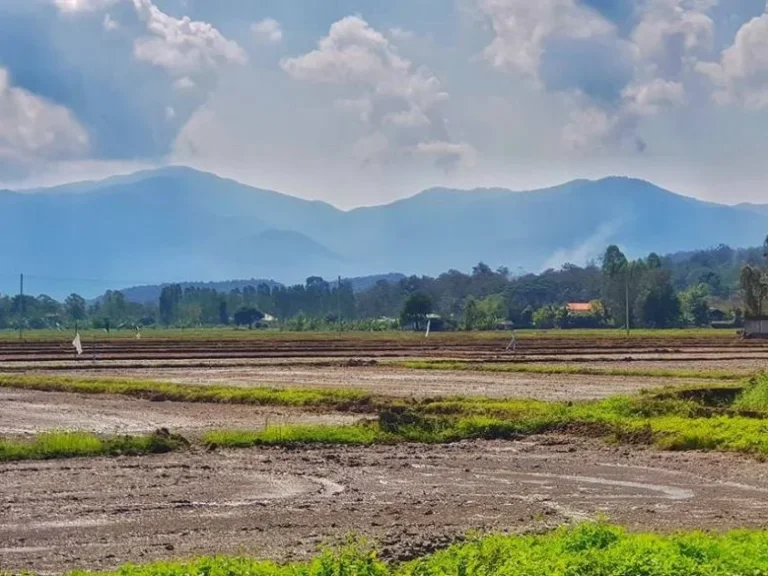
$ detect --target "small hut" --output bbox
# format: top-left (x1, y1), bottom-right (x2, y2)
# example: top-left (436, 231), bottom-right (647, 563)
top-left (744, 316), bottom-right (768, 339)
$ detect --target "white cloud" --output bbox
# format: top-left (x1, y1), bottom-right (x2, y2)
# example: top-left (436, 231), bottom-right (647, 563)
top-left (103, 13), bottom-right (118, 31)
top-left (412, 141), bottom-right (477, 169)
top-left (622, 79), bottom-right (686, 115)
top-left (280, 15), bottom-right (472, 169)
top-left (696, 9), bottom-right (768, 109)
top-left (54, 0), bottom-right (117, 12)
top-left (475, 0), bottom-right (711, 150)
top-left (632, 0), bottom-right (717, 79)
top-left (131, 0), bottom-right (247, 77)
top-left (251, 18), bottom-right (283, 44)
top-left (173, 76), bottom-right (195, 90)
top-left (165, 105), bottom-right (176, 120)
top-left (477, 0), bottom-right (615, 82)
top-left (0, 67), bottom-right (89, 166)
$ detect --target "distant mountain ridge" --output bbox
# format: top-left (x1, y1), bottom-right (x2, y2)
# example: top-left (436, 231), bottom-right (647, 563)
top-left (3, 167), bottom-right (767, 298)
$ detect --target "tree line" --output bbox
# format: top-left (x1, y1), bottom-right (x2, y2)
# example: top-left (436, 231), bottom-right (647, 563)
top-left (0, 241), bottom-right (764, 331)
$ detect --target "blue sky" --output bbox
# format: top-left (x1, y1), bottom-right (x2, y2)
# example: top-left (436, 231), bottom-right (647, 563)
top-left (1, 0), bottom-right (768, 207)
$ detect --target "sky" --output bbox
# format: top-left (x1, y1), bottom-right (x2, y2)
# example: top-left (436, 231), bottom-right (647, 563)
top-left (1, 0), bottom-right (768, 208)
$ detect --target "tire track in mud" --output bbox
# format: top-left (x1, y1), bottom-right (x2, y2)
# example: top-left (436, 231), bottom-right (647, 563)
top-left (4, 437), bottom-right (768, 573)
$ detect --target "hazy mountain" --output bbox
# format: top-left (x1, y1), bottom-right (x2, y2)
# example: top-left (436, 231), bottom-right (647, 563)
top-left (737, 203), bottom-right (768, 217)
top-left (3, 167), bottom-right (767, 298)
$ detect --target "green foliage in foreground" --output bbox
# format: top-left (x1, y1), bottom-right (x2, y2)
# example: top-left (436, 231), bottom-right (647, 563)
top-left (733, 374), bottom-right (768, 413)
top-left (62, 524), bottom-right (768, 576)
top-left (0, 375), bottom-right (376, 412)
top-left (396, 360), bottom-right (743, 381)
top-left (0, 430), bottom-right (186, 462)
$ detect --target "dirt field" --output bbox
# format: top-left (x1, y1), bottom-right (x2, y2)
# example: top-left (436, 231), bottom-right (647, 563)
top-left (4, 436), bottom-right (768, 573)
top-left (0, 389), bottom-right (358, 437)
top-left (3, 333), bottom-right (767, 574)
top-left (20, 364), bottom-right (718, 401)
top-left (1, 333), bottom-right (766, 364)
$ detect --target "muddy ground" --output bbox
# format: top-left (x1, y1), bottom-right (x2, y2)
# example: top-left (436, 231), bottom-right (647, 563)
top-left (3, 436), bottom-right (768, 573)
top-left (6, 365), bottom-right (719, 402)
top-left (0, 389), bottom-right (358, 437)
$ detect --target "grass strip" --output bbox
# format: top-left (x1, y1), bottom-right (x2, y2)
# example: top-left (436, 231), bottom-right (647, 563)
top-left (396, 360), bottom-right (744, 381)
top-left (204, 381), bottom-right (768, 457)
top-left (55, 523), bottom-right (768, 576)
top-left (0, 374), bottom-right (377, 412)
top-left (0, 430), bottom-right (187, 462)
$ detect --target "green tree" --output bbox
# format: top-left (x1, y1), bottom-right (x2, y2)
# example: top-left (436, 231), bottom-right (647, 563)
top-left (159, 284), bottom-right (183, 326)
top-left (218, 300), bottom-right (229, 325)
top-left (636, 266), bottom-right (681, 328)
top-left (533, 306), bottom-right (557, 329)
top-left (462, 296), bottom-right (479, 330)
top-left (680, 284), bottom-right (711, 326)
top-left (740, 265), bottom-right (767, 317)
top-left (233, 306), bottom-right (264, 329)
top-left (601, 245), bottom-right (629, 326)
top-left (64, 293), bottom-right (87, 324)
top-left (401, 293), bottom-right (432, 330)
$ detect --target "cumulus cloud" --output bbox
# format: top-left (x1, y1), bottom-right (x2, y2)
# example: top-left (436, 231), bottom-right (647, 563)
top-left (475, 0), bottom-right (712, 150)
top-left (632, 0), bottom-right (716, 79)
top-left (696, 8), bottom-right (768, 109)
top-left (478, 0), bottom-right (615, 82)
top-left (0, 66), bottom-right (88, 166)
top-left (131, 0), bottom-right (247, 78)
top-left (280, 15), bottom-right (472, 169)
top-left (252, 18), bottom-right (283, 44)
top-left (281, 16), bottom-right (469, 166)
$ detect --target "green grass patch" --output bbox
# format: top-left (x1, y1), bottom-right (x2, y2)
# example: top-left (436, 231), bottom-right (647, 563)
top-left (396, 360), bottom-right (743, 381)
top-left (203, 385), bottom-right (768, 457)
top-left (0, 429), bottom-right (187, 462)
top-left (56, 523), bottom-right (768, 576)
top-left (0, 374), bottom-right (376, 412)
top-left (204, 422), bottom-right (383, 448)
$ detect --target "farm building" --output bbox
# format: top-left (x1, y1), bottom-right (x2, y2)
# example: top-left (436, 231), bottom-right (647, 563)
top-left (744, 317), bottom-right (768, 338)
top-left (567, 303), bottom-right (593, 313)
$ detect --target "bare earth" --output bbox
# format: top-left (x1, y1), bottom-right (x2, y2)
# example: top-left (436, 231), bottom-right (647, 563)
top-left (4, 436), bottom-right (768, 573)
top-left (13, 365), bottom-right (717, 401)
top-left (0, 389), bottom-right (358, 437)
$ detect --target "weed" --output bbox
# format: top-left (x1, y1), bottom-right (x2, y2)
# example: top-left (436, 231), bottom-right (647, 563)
top-left (0, 429), bottom-right (187, 462)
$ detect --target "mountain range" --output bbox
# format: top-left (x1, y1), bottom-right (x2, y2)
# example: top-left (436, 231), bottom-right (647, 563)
top-left (2, 166), bottom-right (767, 298)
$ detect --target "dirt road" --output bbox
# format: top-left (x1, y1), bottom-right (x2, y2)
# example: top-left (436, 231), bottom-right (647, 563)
top-left (0, 389), bottom-right (358, 437)
top-left (4, 436), bottom-right (768, 573)
top-left (6, 365), bottom-right (717, 401)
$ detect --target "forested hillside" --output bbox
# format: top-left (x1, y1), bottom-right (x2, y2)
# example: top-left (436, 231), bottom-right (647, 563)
top-left (0, 243), bottom-right (761, 331)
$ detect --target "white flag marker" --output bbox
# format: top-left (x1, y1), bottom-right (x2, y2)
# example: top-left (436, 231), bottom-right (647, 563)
top-left (72, 332), bottom-right (83, 356)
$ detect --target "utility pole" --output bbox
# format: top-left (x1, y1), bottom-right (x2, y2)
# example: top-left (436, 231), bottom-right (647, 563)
top-left (337, 275), bottom-right (342, 332)
top-left (19, 273), bottom-right (24, 341)
top-left (625, 267), bottom-right (630, 338)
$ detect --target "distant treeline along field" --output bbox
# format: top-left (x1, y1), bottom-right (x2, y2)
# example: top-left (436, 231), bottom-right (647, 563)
top-left (3, 241), bottom-right (768, 332)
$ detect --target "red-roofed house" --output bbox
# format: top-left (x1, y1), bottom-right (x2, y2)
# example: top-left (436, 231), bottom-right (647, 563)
top-left (567, 303), bottom-right (593, 314)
